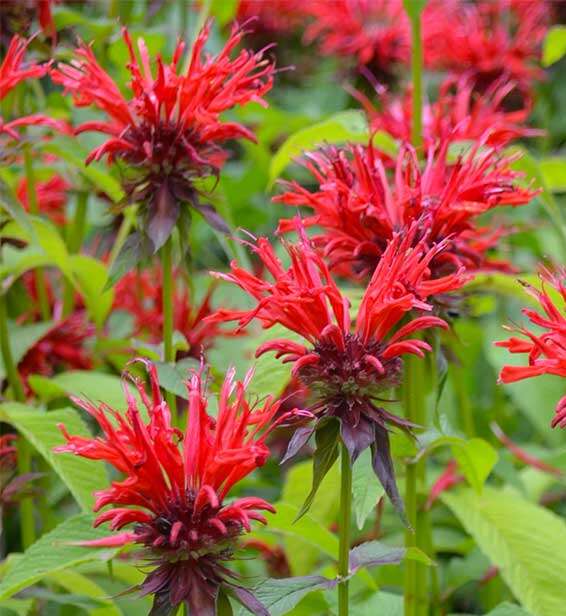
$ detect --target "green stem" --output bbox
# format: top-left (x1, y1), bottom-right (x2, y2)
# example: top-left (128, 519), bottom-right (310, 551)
top-left (408, 11), bottom-right (423, 150)
top-left (452, 364), bottom-right (475, 437)
top-left (161, 238), bottom-right (177, 417)
top-left (0, 293), bottom-right (35, 549)
top-left (338, 442), bottom-right (352, 616)
top-left (63, 192), bottom-right (88, 316)
top-left (108, 207), bottom-right (136, 269)
top-left (23, 146), bottom-right (50, 321)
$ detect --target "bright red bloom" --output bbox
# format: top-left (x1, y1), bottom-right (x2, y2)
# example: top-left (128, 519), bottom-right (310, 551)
top-left (496, 268), bottom-right (566, 429)
top-left (16, 174), bottom-right (69, 225)
top-left (237, 0), bottom-right (303, 35)
top-left (303, 0), bottom-right (409, 79)
top-left (51, 20), bottom-right (276, 250)
top-left (276, 137), bottom-right (538, 282)
top-left (113, 265), bottom-right (238, 357)
top-left (0, 35), bottom-right (67, 139)
top-left (56, 362), bottom-right (301, 615)
top-left (360, 75), bottom-right (541, 150)
top-left (18, 311), bottom-right (94, 394)
top-left (425, 0), bottom-right (548, 96)
top-left (210, 222), bottom-right (466, 518)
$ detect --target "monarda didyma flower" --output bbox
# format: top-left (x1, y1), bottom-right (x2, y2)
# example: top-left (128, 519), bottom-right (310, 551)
top-left (56, 362), bottom-right (306, 615)
top-left (496, 267), bottom-right (566, 429)
top-left (209, 222), bottom-right (466, 519)
top-left (51, 20), bottom-right (276, 252)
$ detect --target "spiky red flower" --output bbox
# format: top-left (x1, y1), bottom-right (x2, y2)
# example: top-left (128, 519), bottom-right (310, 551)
top-left (303, 0), bottom-right (409, 80)
top-left (0, 35), bottom-right (67, 139)
top-left (425, 0), bottom-right (548, 97)
top-left (495, 268), bottom-right (566, 429)
top-left (56, 362), bottom-right (302, 615)
top-left (51, 20), bottom-right (276, 250)
top-left (18, 311), bottom-right (94, 394)
top-left (210, 222), bottom-right (466, 517)
top-left (276, 137), bottom-right (538, 282)
top-left (360, 75), bottom-right (541, 149)
top-left (237, 0), bottom-right (303, 35)
top-left (113, 265), bottom-right (238, 358)
top-left (16, 174), bottom-right (69, 225)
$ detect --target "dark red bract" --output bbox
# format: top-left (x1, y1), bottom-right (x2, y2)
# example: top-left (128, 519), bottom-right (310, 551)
top-left (56, 362), bottom-right (303, 615)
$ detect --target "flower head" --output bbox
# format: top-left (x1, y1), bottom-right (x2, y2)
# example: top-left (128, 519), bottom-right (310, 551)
top-left (495, 267), bottom-right (566, 429)
top-left (17, 173), bottom-right (69, 225)
top-left (0, 1), bottom-right (55, 47)
top-left (113, 265), bottom-right (238, 357)
top-left (51, 20), bottom-right (276, 250)
top-left (210, 222), bottom-right (466, 518)
top-left (304, 0), bottom-right (409, 80)
top-left (237, 0), bottom-right (303, 36)
top-left (56, 362), bottom-right (301, 615)
top-left (18, 311), bottom-right (94, 394)
top-left (276, 137), bottom-right (538, 282)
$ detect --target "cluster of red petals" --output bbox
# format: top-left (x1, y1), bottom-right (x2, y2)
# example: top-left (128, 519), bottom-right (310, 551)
top-left (237, 0), bottom-right (304, 35)
top-left (303, 0), bottom-right (409, 76)
top-left (496, 268), bottom-right (566, 428)
top-left (56, 362), bottom-right (299, 613)
top-left (276, 137), bottom-right (538, 281)
top-left (425, 0), bottom-right (548, 93)
top-left (16, 174), bottom-right (69, 225)
top-left (113, 265), bottom-right (237, 357)
top-left (0, 35), bottom-right (67, 139)
top-left (51, 21), bottom-right (275, 173)
top-left (18, 311), bottom-right (94, 394)
top-left (360, 75), bottom-right (541, 150)
top-left (211, 222), bottom-right (464, 371)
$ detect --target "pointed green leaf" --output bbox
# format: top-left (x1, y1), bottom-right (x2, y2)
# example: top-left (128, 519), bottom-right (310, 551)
top-left (542, 26), bottom-right (566, 66)
top-left (352, 448), bottom-right (385, 529)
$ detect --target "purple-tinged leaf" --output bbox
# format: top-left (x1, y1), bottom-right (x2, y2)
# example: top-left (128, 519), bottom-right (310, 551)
top-left (106, 231), bottom-right (153, 289)
top-left (371, 425), bottom-right (408, 527)
top-left (281, 425), bottom-right (315, 465)
top-left (348, 541), bottom-right (406, 574)
top-left (340, 415), bottom-right (374, 464)
top-left (225, 584), bottom-right (269, 616)
top-left (149, 592), bottom-right (176, 616)
top-left (191, 201), bottom-right (230, 233)
top-left (147, 181), bottom-right (180, 252)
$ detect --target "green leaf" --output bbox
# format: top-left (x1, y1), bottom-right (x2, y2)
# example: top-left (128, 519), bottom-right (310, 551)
top-left (269, 111), bottom-right (395, 184)
top-left (349, 541), bottom-right (433, 574)
top-left (452, 438), bottom-right (499, 494)
top-left (0, 403), bottom-right (108, 511)
top-left (106, 232), bottom-right (152, 288)
top-left (542, 26), bottom-right (566, 66)
top-left (296, 419), bottom-right (340, 519)
top-left (69, 256), bottom-right (115, 329)
top-left (442, 487), bottom-right (566, 616)
top-left (261, 502), bottom-right (338, 559)
top-left (352, 448), bottom-right (385, 530)
top-left (0, 514), bottom-right (120, 600)
top-left (0, 321), bottom-right (52, 380)
top-left (0, 599), bottom-right (34, 616)
top-left (539, 157), bottom-right (566, 192)
top-left (0, 180), bottom-right (34, 238)
top-left (487, 603), bottom-right (534, 616)
top-left (326, 590), bottom-right (403, 616)
top-left (210, 0), bottom-right (238, 25)
top-left (154, 358), bottom-right (197, 399)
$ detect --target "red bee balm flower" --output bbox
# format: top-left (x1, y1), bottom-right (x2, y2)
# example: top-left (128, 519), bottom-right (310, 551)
top-left (56, 362), bottom-right (302, 615)
top-left (276, 137), bottom-right (538, 282)
top-left (210, 223), bottom-right (466, 518)
top-left (51, 20), bottom-right (276, 250)
top-left (17, 174), bottom-right (69, 225)
top-left (496, 268), bottom-right (566, 429)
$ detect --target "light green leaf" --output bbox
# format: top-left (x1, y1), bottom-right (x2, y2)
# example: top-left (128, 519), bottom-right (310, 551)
top-left (269, 111), bottom-right (395, 184)
top-left (0, 598), bottom-right (35, 616)
top-left (442, 487), bottom-right (566, 616)
top-left (542, 26), bottom-right (566, 66)
top-left (210, 0), bottom-right (238, 25)
top-left (69, 255), bottom-right (115, 329)
top-left (452, 438), bottom-right (499, 494)
top-left (487, 603), bottom-right (534, 616)
top-left (0, 403), bottom-right (108, 510)
top-left (0, 321), bottom-right (52, 380)
top-left (0, 514), bottom-right (120, 600)
top-left (327, 590), bottom-right (403, 616)
top-left (352, 448), bottom-right (385, 529)
top-left (539, 157), bottom-right (566, 192)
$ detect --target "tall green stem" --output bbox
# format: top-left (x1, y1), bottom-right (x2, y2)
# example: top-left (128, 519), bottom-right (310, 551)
top-left (0, 293), bottom-right (35, 549)
top-left (161, 238), bottom-right (177, 417)
top-left (63, 192), bottom-right (88, 316)
top-left (408, 10), bottom-right (423, 150)
top-left (23, 147), bottom-right (50, 321)
top-left (338, 442), bottom-right (352, 616)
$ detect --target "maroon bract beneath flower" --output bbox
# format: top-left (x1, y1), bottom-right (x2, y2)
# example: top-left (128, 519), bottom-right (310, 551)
top-left (17, 173), bottom-right (69, 225)
top-left (0, 1), bottom-right (56, 47)
top-left (425, 0), bottom-right (548, 99)
top-left (303, 0), bottom-right (409, 81)
top-left (113, 265), bottom-right (239, 358)
top-left (51, 20), bottom-right (276, 251)
top-left (56, 362), bottom-right (303, 615)
top-left (17, 311), bottom-right (94, 395)
top-left (275, 136), bottom-right (538, 284)
top-left (209, 222), bottom-right (466, 518)
top-left (495, 267), bottom-right (566, 429)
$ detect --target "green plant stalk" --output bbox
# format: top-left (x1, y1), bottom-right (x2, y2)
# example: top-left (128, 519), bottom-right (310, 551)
top-left (452, 364), bottom-right (475, 437)
top-left (23, 146), bottom-right (50, 321)
top-left (338, 441), bottom-right (352, 616)
top-left (0, 293), bottom-right (35, 549)
top-left (161, 237), bottom-right (177, 417)
top-left (409, 12), bottom-right (423, 150)
top-left (108, 206), bottom-right (136, 268)
top-left (62, 192), bottom-right (89, 316)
